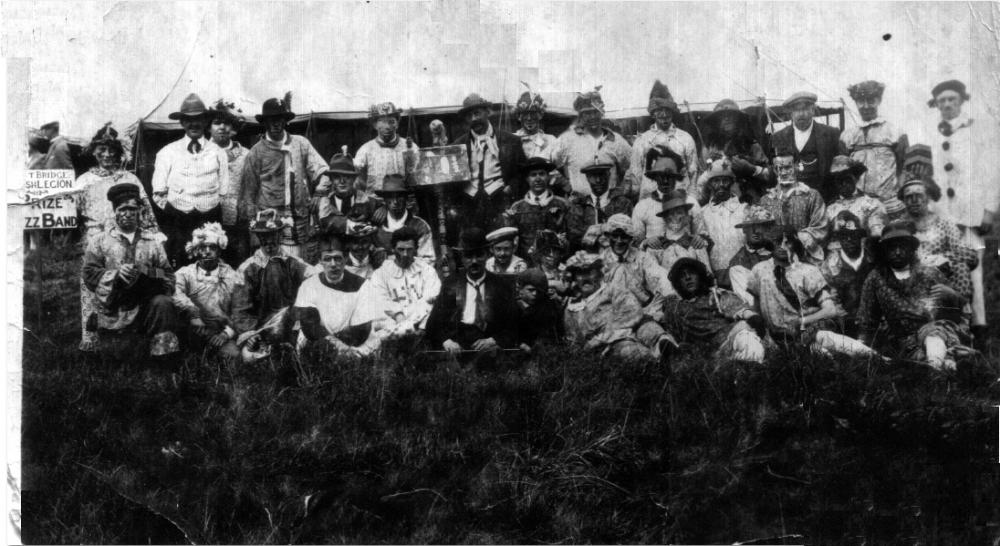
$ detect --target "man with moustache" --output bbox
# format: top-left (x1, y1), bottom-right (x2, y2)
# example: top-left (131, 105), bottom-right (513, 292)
top-left (759, 151), bottom-right (828, 263)
top-left (770, 92), bottom-right (846, 203)
top-left (840, 81), bottom-right (908, 203)
top-left (503, 156), bottom-right (570, 259)
top-left (152, 93), bottom-right (229, 266)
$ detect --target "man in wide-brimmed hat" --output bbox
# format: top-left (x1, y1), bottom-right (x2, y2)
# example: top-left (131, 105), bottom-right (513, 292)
top-left (693, 99), bottom-right (771, 204)
top-left (39, 120), bottom-right (74, 170)
top-left (240, 93), bottom-right (329, 261)
top-left (553, 86), bottom-right (632, 197)
top-left (625, 80), bottom-right (697, 201)
top-left (565, 160), bottom-right (633, 251)
top-left (426, 227), bottom-right (521, 355)
top-left (769, 91), bottom-right (847, 203)
top-left (840, 80), bottom-right (909, 203)
top-left (152, 93), bottom-right (230, 267)
top-left (758, 150), bottom-right (828, 263)
top-left (450, 92), bottom-right (528, 242)
top-left (503, 156), bottom-right (570, 259)
top-left (926, 79), bottom-right (995, 337)
top-left (692, 160), bottom-right (749, 279)
top-left (211, 99), bottom-right (253, 265)
top-left (372, 174), bottom-right (435, 266)
top-left (513, 84), bottom-right (559, 162)
top-left (631, 145), bottom-right (700, 241)
top-left (725, 205), bottom-right (777, 305)
top-left (824, 155), bottom-right (886, 238)
top-left (857, 220), bottom-right (971, 368)
top-left (315, 151), bottom-right (379, 252)
top-left (644, 191), bottom-right (713, 289)
top-left (354, 101), bottom-right (418, 195)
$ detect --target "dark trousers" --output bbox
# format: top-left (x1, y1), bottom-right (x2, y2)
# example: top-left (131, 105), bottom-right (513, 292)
top-left (223, 224), bottom-right (252, 268)
top-left (161, 204), bottom-right (222, 268)
top-left (448, 189), bottom-right (509, 246)
top-left (96, 294), bottom-right (179, 358)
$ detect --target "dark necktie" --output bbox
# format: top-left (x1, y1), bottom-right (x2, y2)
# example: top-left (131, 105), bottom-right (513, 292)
top-left (340, 196), bottom-right (351, 214)
top-left (472, 280), bottom-right (487, 331)
top-left (477, 141), bottom-right (487, 194)
top-left (188, 138), bottom-right (202, 154)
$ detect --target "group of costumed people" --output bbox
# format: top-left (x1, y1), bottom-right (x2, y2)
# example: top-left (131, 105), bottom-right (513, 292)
top-left (65, 76), bottom-right (995, 369)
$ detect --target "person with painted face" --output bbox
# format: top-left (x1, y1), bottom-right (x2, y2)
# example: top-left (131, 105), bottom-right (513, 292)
top-left (759, 151), bottom-right (828, 263)
top-left (343, 232), bottom-right (377, 280)
top-left (236, 209), bottom-right (313, 331)
top-left (513, 85), bottom-right (559, 165)
top-left (725, 205), bottom-right (777, 305)
top-left (840, 81), bottom-right (909, 203)
top-left (625, 80), bottom-right (698, 200)
top-left (503, 157), bottom-right (570, 259)
top-left (211, 99), bottom-right (253, 265)
top-left (354, 102), bottom-right (418, 196)
top-left (239, 94), bottom-right (329, 261)
top-left (81, 183), bottom-right (180, 358)
top-left (598, 214), bottom-right (673, 320)
top-left (562, 253), bottom-right (675, 362)
top-left (426, 228), bottom-right (521, 355)
top-left (151, 93), bottom-right (229, 267)
top-left (372, 174), bottom-right (435, 266)
top-left (746, 228), bottom-right (878, 358)
top-left (858, 221), bottom-right (971, 369)
top-left (927, 79), bottom-right (995, 340)
top-left (819, 211), bottom-right (876, 336)
top-left (660, 258), bottom-right (766, 363)
top-left (824, 155), bottom-right (887, 239)
top-left (631, 145), bottom-right (701, 241)
top-left (692, 161), bottom-right (749, 279)
top-left (769, 92), bottom-right (847, 203)
top-left (172, 222), bottom-right (252, 363)
top-left (514, 268), bottom-right (564, 351)
top-left (363, 226), bottom-right (442, 337)
top-left (566, 160), bottom-right (633, 251)
top-left (485, 227), bottom-right (528, 274)
top-left (531, 229), bottom-right (572, 305)
top-left (553, 86), bottom-right (632, 197)
top-left (75, 124), bottom-right (162, 351)
top-left (644, 191), bottom-right (713, 294)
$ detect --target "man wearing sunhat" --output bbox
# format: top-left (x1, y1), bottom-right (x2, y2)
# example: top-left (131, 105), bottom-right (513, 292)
top-left (239, 94), bottom-right (329, 261)
top-left (152, 93), bottom-right (230, 267)
top-left (725, 205), bottom-right (777, 306)
top-left (503, 156), bottom-right (570, 259)
top-left (211, 99), bottom-right (252, 265)
top-left (824, 155), bottom-right (887, 238)
top-left (926, 79), bottom-right (996, 337)
top-left (858, 220), bottom-right (971, 369)
top-left (81, 183), bottom-right (180, 358)
top-left (625, 80), bottom-right (698, 200)
top-left (315, 151), bottom-right (379, 252)
top-left (426, 228), bottom-right (521, 355)
top-left (39, 120), bottom-right (74, 170)
top-left (553, 86), bottom-right (632, 197)
top-left (236, 209), bottom-right (314, 331)
top-left (631, 145), bottom-right (700, 241)
top-left (354, 101), bottom-right (417, 195)
top-left (373, 174), bottom-right (436, 266)
top-left (485, 227), bottom-right (528, 274)
top-left (769, 91), bottom-right (846, 203)
top-left (566, 160), bottom-right (633, 251)
top-left (692, 161), bottom-right (750, 279)
top-left (450, 93), bottom-right (527, 240)
top-left (645, 191), bottom-right (713, 289)
top-left (840, 81), bottom-right (908, 203)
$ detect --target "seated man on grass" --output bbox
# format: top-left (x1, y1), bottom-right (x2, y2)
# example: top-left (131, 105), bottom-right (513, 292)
top-left (362, 226), bottom-right (442, 340)
top-left (515, 268), bottom-right (564, 352)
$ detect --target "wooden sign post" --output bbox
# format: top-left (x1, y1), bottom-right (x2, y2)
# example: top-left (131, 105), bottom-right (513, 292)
top-left (406, 145), bottom-right (471, 274)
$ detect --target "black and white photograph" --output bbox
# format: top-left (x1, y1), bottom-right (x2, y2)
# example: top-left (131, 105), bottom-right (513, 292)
top-left (4, 1), bottom-right (1000, 544)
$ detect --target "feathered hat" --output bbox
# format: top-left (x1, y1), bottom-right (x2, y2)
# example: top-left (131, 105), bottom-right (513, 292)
top-left (514, 81), bottom-right (546, 117)
top-left (87, 122), bottom-right (124, 156)
top-left (647, 80), bottom-right (678, 115)
top-left (210, 99), bottom-right (245, 130)
top-left (573, 86), bottom-right (605, 114)
top-left (185, 222), bottom-right (229, 257)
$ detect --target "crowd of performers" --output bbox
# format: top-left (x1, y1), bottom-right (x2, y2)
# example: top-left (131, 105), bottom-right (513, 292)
top-left (62, 77), bottom-right (997, 369)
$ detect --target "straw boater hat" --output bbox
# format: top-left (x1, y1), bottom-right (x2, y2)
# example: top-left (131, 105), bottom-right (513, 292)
top-left (580, 161), bottom-right (614, 175)
top-left (454, 227), bottom-right (491, 252)
top-left (169, 93), bottom-right (210, 120)
top-left (369, 102), bottom-right (402, 120)
top-left (734, 205), bottom-right (777, 228)
top-left (514, 83), bottom-right (546, 117)
top-left (928, 79), bottom-right (970, 107)
top-left (457, 93), bottom-right (493, 117)
top-left (249, 209), bottom-right (284, 233)
top-left (782, 91), bottom-right (818, 109)
top-left (647, 80), bottom-right (678, 115)
top-left (847, 81), bottom-right (885, 101)
top-left (255, 94), bottom-right (295, 122)
top-left (375, 174), bottom-right (411, 197)
top-left (656, 190), bottom-right (695, 217)
top-left (573, 86), bottom-right (605, 114)
top-left (185, 222), bottom-right (229, 257)
top-left (828, 155), bottom-right (868, 179)
top-left (486, 227), bottom-right (519, 246)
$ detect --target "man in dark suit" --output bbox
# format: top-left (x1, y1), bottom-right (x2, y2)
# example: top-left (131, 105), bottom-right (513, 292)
top-left (426, 228), bottom-right (520, 354)
top-left (769, 92), bottom-right (847, 203)
top-left (449, 93), bottom-right (528, 244)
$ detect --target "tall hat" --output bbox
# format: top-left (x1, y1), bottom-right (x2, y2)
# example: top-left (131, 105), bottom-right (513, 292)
top-left (647, 80), bottom-right (678, 115)
top-left (255, 92), bottom-right (295, 122)
top-left (369, 101), bottom-right (402, 120)
top-left (210, 99), bottom-right (245, 129)
top-left (454, 227), bottom-right (490, 251)
top-left (185, 222), bottom-right (229, 257)
top-left (87, 122), bottom-right (124, 156)
top-left (514, 82), bottom-right (546, 117)
top-left (573, 86), bottom-right (605, 114)
top-left (902, 144), bottom-right (932, 178)
top-left (928, 79), bottom-right (970, 107)
top-left (169, 93), bottom-right (210, 120)
top-left (847, 80), bottom-right (886, 101)
top-left (458, 93), bottom-right (493, 117)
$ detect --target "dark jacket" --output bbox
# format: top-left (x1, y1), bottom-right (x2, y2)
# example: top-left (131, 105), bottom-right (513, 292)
top-left (425, 272), bottom-right (520, 349)
top-left (565, 188), bottom-right (634, 251)
top-left (770, 122), bottom-right (846, 203)
top-left (453, 127), bottom-right (529, 197)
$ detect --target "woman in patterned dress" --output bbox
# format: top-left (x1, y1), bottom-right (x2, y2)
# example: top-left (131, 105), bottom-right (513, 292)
top-left (75, 124), bottom-right (160, 351)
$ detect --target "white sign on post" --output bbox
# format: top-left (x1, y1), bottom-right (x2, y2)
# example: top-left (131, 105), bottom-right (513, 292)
top-left (22, 194), bottom-right (78, 230)
top-left (21, 169), bottom-right (76, 202)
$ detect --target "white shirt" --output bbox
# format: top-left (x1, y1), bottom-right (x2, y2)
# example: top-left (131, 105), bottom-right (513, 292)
top-left (360, 257), bottom-right (442, 326)
top-left (461, 274), bottom-right (486, 325)
top-left (294, 273), bottom-right (380, 334)
top-left (466, 123), bottom-right (504, 196)
top-left (151, 135), bottom-right (228, 213)
top-left (794, 122), bottom-right (814, 152)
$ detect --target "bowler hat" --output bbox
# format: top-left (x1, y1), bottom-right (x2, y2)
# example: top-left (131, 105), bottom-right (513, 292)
top-left (106, 182), bottom-right (141, 208)
top-left (782, 91), bottom-right (818, 109)
top-left (520, 156), bottom-right (557, 175)
top-left (454, 227), bottom-right (490, 252)
top-left (457, 93), bottom-right (493, 117)
top-left (169, 93), bottom-right (210, 120)
top-left (255, 97), bottom-right (296, 122)
top-left (327, 153), bottom-right (357, 176)
top-left (374, 174), bottom-right (411, 196)
top-left (928, 80), bottom-right (970, 107)
top-left (486, 227), bottom-right (519, 245)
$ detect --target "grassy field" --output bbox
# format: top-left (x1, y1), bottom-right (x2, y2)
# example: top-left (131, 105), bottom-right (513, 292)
top-left (18, 242), bottom-right (1000, 544)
